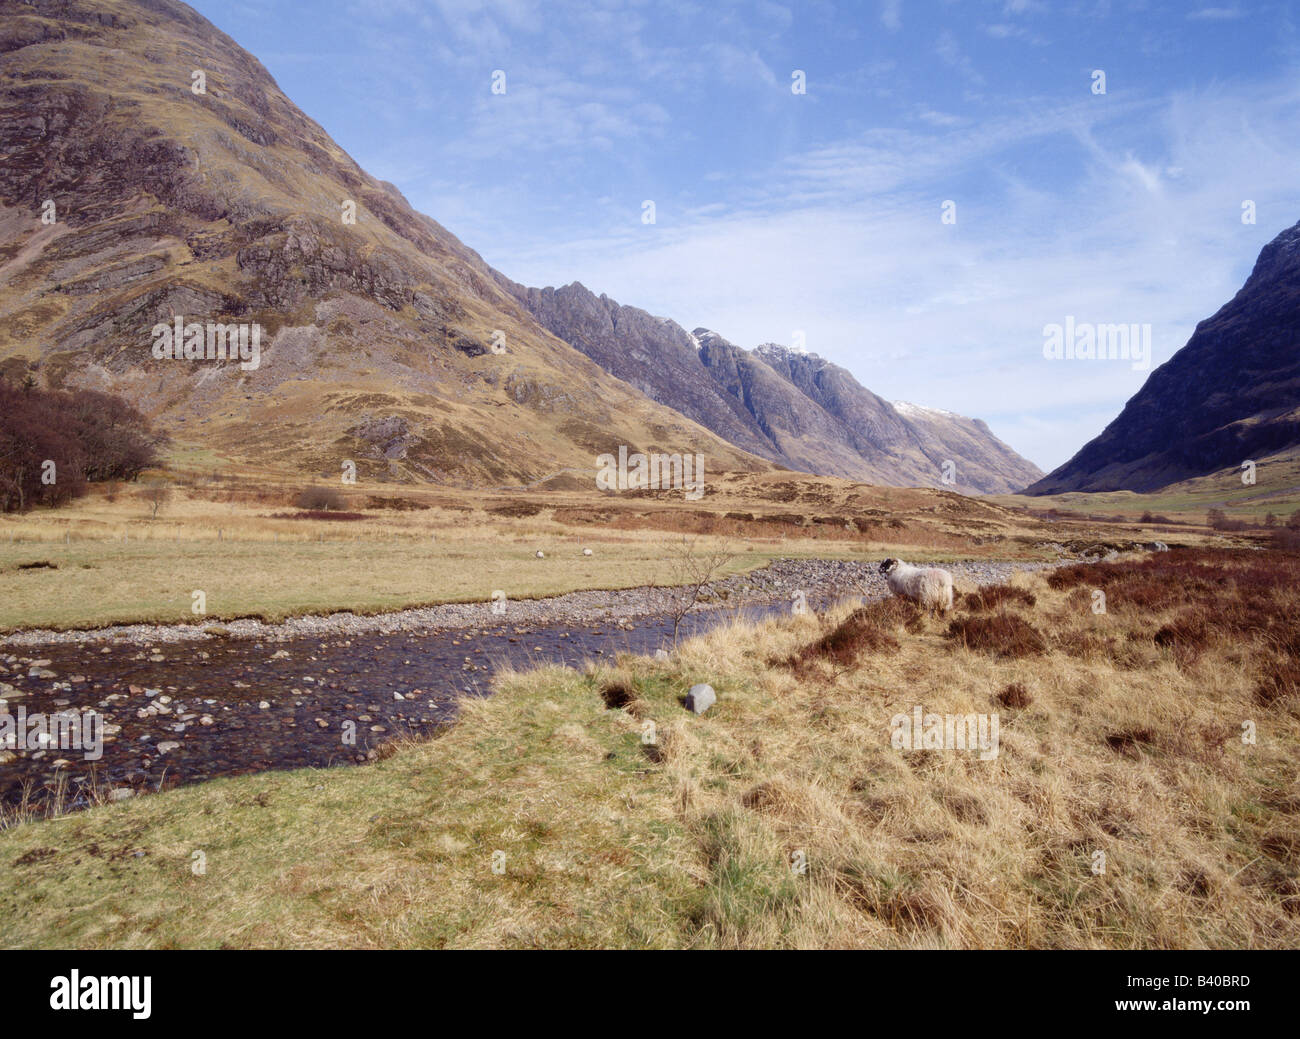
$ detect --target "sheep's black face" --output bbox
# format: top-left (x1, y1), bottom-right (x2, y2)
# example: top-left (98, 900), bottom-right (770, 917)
top-left (879, 558), bottom-right (898, 574)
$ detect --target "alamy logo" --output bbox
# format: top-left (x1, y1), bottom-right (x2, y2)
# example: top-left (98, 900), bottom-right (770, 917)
top-left (0, 707), bottom-right (102, 760)
top-left (151, 315), bottom-right (262, 370)
top-left (890, 706), bottom-right (1000, 760)
top-left (596, 446), bottom-right (705, 500)
top-left (50, 971), bottom-right (151, 1019)
top-left (1043, 316), bottom-right (1150, 371)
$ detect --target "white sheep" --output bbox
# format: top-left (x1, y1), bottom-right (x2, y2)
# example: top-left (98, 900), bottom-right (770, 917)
top-left (879, 558), bottom-right (954, 613)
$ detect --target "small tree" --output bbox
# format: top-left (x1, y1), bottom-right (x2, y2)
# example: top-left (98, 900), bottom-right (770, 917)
top-left (139, 479), bottom-right (172, 520)
top-left (648, 536), bottom-right (737, 644)
top-left (1265, 512), bottom-right (1278, 528)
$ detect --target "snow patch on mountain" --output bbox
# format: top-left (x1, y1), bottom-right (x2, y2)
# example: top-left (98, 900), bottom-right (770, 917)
top-left (894, 400), bottom-right (957, 419)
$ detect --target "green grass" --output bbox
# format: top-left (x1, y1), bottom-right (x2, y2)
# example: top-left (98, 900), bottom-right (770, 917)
top-left (0, 663), bottom-right (714, 948)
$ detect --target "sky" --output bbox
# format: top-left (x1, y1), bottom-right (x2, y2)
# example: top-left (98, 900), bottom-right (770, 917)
top-left (191, 0), bottom-right (1300, 472)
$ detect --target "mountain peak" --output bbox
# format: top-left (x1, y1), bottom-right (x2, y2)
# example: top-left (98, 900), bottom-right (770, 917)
top-left (512, 300), bottom-right (1043, 491)
top-left (755, 341), bottom-right (811, 360)
top-left (1028, 216), bottom-right (1300, 494)
top-left (894, 400), bottom-right (956, 419)
top-left (0, 0), bottom-right (764, 484)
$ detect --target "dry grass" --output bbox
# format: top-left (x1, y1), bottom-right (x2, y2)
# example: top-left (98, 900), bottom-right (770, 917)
top-left (0, 485), bottom-right (765, 631)
top-left (1, 547), bottom-right (1296, 947)
top-left (0, 467), bottom-right (1082, 632)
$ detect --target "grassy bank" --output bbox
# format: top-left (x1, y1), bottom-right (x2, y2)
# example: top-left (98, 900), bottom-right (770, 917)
top-left (0, 473), bottom-right (1066, 632)
top-left (2, 548), bottom-right (1296, 948)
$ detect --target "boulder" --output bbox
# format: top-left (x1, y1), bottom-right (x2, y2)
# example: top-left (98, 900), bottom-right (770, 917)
top-left (685, 683), bottom-right (716, 715)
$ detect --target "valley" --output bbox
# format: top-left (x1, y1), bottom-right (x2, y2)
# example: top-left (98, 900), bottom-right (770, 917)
top-left (1, 0), bottom-right (1297, 959)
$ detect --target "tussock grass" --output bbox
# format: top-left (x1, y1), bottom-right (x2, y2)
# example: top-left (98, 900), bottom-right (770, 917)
top-left (1, 548), bottom-right (1296, 947)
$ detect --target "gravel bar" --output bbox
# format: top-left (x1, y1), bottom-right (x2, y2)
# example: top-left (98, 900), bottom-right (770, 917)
top-left (2, 557), bottom-right (1074, 649)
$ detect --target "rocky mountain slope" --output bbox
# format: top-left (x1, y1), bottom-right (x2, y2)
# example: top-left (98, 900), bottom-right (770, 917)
top-left (0, 0), bottom-right (765, 485)
top-left (1028, 219), bottom-right (1300, 494)
top-left (502, 278), bottom-right (1043, 493)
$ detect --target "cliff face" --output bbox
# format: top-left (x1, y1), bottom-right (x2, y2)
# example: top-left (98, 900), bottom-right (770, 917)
top-left (504, 278), bottom-right (1043, 493)
top-left (1028, 220), bottom-right (1300, 494)
top-left (0, 0), bottom-right (765, 483)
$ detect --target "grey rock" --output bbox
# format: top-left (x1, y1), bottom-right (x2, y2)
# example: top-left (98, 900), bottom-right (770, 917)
top-left (685, 683), bottom-right (716, 715)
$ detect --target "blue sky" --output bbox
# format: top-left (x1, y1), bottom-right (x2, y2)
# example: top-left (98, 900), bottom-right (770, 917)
top-left (193, 0), bottom-right (1300, 471)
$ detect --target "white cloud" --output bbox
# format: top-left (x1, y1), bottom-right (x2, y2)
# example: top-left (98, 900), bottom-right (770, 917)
top-left (936, 29), bottom-right (986, 86)
top-left (1188, 7), bottom-right (1244, 20)
top-left (486, 79), bottom-right (1300, 471)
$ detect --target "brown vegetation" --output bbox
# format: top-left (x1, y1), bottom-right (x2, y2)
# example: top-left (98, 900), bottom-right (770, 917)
top-left (0, 380), bottom-right (161, 512)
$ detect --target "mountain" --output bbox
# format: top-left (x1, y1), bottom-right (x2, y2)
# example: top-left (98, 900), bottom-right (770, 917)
top-left (751, 342), bottom-right (1042, 494)
top-left (0, 0), bottom-right (765, 485)
top-left (502, 278), bottom-right (1043, 493)
top-left (1028, 219), bottom-right (1300, 494)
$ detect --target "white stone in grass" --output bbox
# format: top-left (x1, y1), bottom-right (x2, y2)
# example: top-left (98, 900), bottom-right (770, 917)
top-left (685, 683), bottom-right (715, 715)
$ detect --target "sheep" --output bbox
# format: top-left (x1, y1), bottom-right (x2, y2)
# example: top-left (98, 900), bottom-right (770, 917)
top-left (535, 550), bottom-right (546, 559)
top-left (879, 557), bottom-right (953, 614)
top-left (582, 548), bottom-right (593, 556)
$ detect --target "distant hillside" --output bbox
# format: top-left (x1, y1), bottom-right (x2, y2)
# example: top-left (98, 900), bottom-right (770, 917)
top-left (1028, 219), bottom-right (1300, 494)
top-left (502, 278), bottom-right (1043, 494)
top-left (0, 0), bottom-right (765, 485)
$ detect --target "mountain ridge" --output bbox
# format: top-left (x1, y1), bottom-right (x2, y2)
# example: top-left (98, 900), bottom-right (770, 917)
top-left (0, 0), bottom-right (768, 485)
top-left (501, 276), bottom-right (1043, 494)
top-left (1028, 218), bottom-right (1300, 494)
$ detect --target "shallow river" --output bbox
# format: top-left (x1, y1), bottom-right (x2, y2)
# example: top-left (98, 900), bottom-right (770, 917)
top-left (0, 601), bottom-right (795, 812)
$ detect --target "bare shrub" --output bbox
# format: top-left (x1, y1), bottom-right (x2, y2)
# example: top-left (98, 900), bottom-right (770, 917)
top-left (996, 682), bottom-right (1034, 708)
top-left (963, 584), bottom-right (1037, 611)
top-left (138, 479), bottom-right (171, 519)
top-left (785, 598), bottom-right (919, 671)
top-left (648, 536), bottom-right (737, 644)
top-left (946, 613), bottom-right (1046, 658)
top-left (295, 485), bottom-right (348, 511)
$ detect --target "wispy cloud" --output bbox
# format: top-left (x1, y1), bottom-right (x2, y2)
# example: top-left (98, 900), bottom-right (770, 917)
top-left (936, 29), bottom-right (986, 86)
top-left (1188, 7), bottom-right (1244, 20)
top-left (491, 79), bottom-right (1300, 470)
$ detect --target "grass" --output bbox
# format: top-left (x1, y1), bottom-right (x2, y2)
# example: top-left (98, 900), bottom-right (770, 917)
top-left (992, 445), bottom-right (1300, 524)
top-left (0, 470), bottom-right (1078, 632)
top-left (2, 547), bottom-right (1296, 948)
